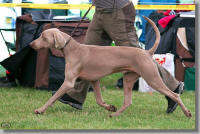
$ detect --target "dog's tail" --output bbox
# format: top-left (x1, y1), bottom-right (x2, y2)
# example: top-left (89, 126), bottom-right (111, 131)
top-left (143, 16), bottom-right (160, 55)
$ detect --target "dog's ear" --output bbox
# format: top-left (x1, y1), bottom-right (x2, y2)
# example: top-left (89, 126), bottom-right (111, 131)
top-left (54, 30), bottom-right (67, 49)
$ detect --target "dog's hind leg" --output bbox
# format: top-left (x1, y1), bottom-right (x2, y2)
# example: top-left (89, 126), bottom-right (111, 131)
top-left (143, 70), bottom-right (192, 118)
top-left (91, 80), bottom-right (117, 112)
top-left (110, 72), bottom-right (139, 117)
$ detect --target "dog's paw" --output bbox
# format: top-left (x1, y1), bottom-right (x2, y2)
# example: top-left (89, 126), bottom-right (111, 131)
top-left (106, 105), bottom-right (117, 112)
top-left (34, 108), bottom-right (45, 114)
top-left (185, 110), bottom-right (192, 118)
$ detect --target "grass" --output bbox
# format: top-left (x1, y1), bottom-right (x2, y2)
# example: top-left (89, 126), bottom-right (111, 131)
top-left (0, 73), bottom-right (196, 130)
top-left (0, 65), bottom-right (6, 77)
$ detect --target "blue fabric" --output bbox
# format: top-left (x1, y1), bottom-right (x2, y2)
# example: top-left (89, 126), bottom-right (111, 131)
top-left (138, 0), bottom-right (177, 43)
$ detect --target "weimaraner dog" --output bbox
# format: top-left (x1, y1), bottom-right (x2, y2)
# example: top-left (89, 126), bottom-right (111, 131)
top-left (30, 16), bottom-right (191, 118)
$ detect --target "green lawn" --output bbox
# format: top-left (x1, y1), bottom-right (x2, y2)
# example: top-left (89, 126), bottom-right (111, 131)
top-left (0, 73), bottom-right (196, 130)
top-left (0, 65), bottom-right (6, 77)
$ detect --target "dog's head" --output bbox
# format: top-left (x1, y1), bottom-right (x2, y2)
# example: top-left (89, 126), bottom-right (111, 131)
top-left (30, 28), bottom-right (71, 50)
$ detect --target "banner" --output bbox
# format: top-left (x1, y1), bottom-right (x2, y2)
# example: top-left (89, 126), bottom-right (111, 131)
top-left (0, 3), bottom-right (195, 10)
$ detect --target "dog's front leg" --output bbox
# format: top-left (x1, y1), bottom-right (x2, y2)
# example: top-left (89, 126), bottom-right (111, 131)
top-left (91, 80), bottom-right (117, 112)
top-left (35, 63), bottom-right (78, 114)
top-left (34, 81), bottom-right (74, 114)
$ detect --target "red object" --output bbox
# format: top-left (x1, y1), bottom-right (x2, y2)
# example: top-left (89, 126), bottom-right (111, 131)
top-left (158, 15), bottom-right (176, 28)
top-left (6, 70), bottom-right (11, 75)
top-left (155, 57), bottom-right (166, 66)
top-left (163, 10), bottom-right (171, 16)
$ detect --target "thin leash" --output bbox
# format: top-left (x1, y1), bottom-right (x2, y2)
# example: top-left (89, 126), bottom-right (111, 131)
top-left (70, 2), bottom-right (94, 37)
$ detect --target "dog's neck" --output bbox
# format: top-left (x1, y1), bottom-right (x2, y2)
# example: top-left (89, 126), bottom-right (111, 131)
top-left (62, 37), bottom-right (72, 49)
top-left (66, 37), bottom-right (80, 48)
top-left (62, 37), bottom-right (82, 56)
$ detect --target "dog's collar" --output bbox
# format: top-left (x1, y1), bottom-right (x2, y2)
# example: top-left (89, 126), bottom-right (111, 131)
top-left (62, 37), bottom-right (72, 49)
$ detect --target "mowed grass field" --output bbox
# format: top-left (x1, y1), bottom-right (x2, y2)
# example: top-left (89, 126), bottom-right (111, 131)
top-left (0, 73), bottom-right (196, 130)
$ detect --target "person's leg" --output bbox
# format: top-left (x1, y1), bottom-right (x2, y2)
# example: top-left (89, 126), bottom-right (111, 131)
top-left (103, 2), bottom-right (139, 47)
top-left (53, 11), bottom-right (112, 109)
top-left (84, 11), bottom-right (113, 46)
top-left (105, 2), bottom-right (183, 113)
top-left (155, 62), bottom-right (179, 90)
